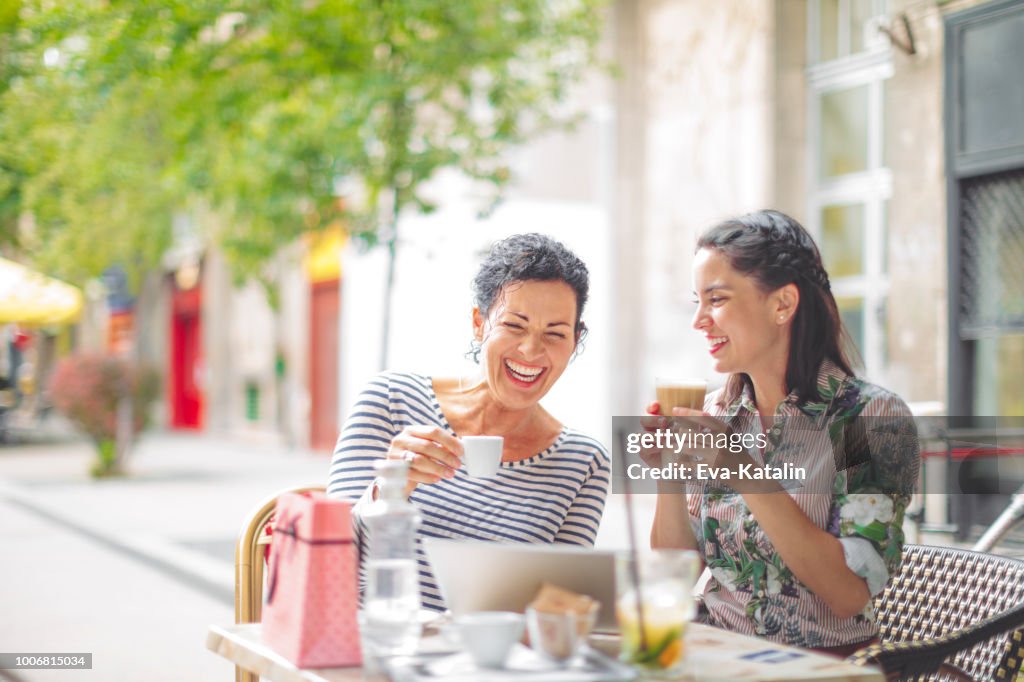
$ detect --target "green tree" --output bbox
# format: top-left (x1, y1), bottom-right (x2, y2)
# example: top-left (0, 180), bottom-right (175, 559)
top-left (0, 0), bottom-right (606, 364)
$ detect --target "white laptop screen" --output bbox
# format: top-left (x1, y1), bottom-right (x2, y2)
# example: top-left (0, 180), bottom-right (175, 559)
top-left (423, 538), bottom-right (619, 630)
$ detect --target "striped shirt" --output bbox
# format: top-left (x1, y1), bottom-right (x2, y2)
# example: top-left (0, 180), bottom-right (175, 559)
top-left (326, 371), bottom-right (611, 611)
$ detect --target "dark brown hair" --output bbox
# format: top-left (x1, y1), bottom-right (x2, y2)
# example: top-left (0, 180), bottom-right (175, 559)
top-left (696, 209), bottom-right (855, 406)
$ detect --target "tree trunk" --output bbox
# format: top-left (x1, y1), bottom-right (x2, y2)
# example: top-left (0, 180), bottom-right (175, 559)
top-left (379, 187), bottom-right (400, 371)
top-left (114, 389), bottom-right (132, 474)
top-left (272, 268), bottom-right (292, 449)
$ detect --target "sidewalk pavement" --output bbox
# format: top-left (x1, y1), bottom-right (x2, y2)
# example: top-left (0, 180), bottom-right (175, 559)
top-left (0, 429), bottom-right (333, 682)
top-left (0, 428), bottom-right (655, 682)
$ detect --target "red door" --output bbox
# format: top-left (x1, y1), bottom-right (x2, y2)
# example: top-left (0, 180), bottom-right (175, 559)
top-left (170, 286), bottom-right (203, 429)
top-left (309, 279), bottom-right (340, 451)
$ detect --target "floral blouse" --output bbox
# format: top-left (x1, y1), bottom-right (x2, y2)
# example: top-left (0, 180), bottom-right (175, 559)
top-left (688, 360), bottom-right (920, 648)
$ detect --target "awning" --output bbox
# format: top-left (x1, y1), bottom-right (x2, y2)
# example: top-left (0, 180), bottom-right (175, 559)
top-left (0, 257), bottom-right (84, 326)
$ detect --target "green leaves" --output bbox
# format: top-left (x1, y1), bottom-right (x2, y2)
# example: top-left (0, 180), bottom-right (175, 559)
top-left (0, 0), bottom-right (606, 287)
top-left (851, 520), bottom-right (887, 543)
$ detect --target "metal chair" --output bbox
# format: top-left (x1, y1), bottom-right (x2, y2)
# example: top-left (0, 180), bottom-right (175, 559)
top-left (234, 485), bottom-right (325, 682)
top-left (847, 544), bottom-right (1024, 681)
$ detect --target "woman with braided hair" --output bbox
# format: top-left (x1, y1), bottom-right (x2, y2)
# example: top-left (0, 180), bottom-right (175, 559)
top-left (646, 210), bottom-right (919, 655)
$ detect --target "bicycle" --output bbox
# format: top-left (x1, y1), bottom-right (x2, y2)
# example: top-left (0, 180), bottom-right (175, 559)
top-left (972, 482), bottom-right (1024, 552)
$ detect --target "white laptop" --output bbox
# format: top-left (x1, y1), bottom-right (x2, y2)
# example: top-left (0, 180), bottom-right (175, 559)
top-left (423, 538), bottom-right (619, 630)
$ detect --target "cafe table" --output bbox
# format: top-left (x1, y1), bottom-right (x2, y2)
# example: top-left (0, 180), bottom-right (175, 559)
top-left (207, 621), bottom-right (884, 682)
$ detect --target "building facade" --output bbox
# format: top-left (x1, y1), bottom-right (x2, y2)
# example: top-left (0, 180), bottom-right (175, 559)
top-left (612, 0), bottom-right (1024, 419)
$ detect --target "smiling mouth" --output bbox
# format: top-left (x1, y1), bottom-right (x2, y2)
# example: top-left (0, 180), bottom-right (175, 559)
top-left (708, 336), bottom-right (728, 354)
top-left (504, 359), bottom-right (545, 385)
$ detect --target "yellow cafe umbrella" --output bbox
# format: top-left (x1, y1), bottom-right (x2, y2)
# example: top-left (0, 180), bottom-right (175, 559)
top-left (0, 257), bottom-right (84, 326)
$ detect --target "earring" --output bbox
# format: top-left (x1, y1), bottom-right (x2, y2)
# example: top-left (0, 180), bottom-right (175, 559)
top-left (464, 339), bottom-right (482, 364)
top-left (778, 315), bottom-right (786, 322)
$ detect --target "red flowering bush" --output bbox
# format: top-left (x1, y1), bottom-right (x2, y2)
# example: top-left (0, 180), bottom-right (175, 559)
top-left (49, 354), bottom-right (160, 475)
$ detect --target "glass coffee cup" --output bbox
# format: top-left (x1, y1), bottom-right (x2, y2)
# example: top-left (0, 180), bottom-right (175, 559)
top-left (655, 378), bottom-right (707, 414)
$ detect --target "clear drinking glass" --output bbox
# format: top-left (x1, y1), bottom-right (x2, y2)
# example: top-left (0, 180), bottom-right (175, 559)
top-left (615, 550), bottom-right (699, 677)
top-left (525, 606), bottom-right (597, 666)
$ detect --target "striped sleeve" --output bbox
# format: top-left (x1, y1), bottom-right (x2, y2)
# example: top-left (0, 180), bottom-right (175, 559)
top-left (553, 434), bottom-right (611, 546)
top-left (326, 373), bottom-right (404, 606)
top-left (327, 373), bottom-right (397, 503)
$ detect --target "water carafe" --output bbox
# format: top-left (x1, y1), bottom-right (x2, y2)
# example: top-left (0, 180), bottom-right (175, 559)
top-left (359, 459), bottom-right (422, 658)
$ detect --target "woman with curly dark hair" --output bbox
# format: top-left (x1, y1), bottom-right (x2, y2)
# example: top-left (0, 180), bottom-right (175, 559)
top-left (647, 210), bottom-right (919, 656)
top-left (329, 233), bottom-right (609, 611)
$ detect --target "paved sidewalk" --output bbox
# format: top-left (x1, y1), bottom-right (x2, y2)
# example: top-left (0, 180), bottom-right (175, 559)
top-left (0, 430), bottom-right (333, 682)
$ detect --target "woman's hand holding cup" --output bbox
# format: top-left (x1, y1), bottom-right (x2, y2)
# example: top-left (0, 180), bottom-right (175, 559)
top-left (665, 407), bottom-right (727, 464)
top-left (639, 401), bottom-right (672, 468)
top-left (640, 402), bottom-right (722, 465)
top-left (666, 408), bottom-right (766, 491)
top-left (640, 401), bottom-right (688, 493)
top-left (387, 425), bottom-right (464, 496)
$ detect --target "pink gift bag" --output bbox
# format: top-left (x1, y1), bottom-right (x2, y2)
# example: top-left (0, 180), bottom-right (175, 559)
top-left (261, 492), bottom-right (362, 668)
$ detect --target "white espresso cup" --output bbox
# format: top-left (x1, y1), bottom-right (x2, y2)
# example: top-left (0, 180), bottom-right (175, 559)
top-left (455, 611), bottom-right (525, 668)
top-left (460, 436), bottom-right (504, 478)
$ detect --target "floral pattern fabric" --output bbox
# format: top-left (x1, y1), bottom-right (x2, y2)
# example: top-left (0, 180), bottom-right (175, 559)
top-left (688, 361), bottom-right (920, 648)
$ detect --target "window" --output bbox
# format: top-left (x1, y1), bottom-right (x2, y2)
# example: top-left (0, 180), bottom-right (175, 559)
top-left (820, 85), bottom-right (869, 178)
top-left (959, 169), bottom-right (1024, 416)
top-left (973, 335), bottom-right (1024, 416)
top-left (811, 0), bottom-right (888, 65)
top-left (807, 0), bottom-right (891, 377)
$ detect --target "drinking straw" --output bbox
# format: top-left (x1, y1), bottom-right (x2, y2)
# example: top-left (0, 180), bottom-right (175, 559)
top-left (617, 423), bottom-right (649, 653)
